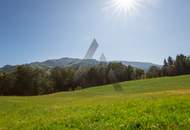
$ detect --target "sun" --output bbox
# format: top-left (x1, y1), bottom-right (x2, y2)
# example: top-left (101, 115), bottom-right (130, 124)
top-left (111, 0), bottom-right (141, 15)
top-left (104, 0), bottom-right (160, 17)
top-left (105, 0), bottom-right (142, 16)
top-left (115, 0), bottom-right (139, 12)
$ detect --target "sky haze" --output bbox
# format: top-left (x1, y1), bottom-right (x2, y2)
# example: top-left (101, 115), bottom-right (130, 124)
top-left (0, 0), bottom-right (190, 66)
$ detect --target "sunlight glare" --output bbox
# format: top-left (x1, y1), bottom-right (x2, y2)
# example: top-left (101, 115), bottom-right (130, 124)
top-left (104, 0), bottom-right (160, 17)
top-left (107, 0), bottom-right (141, 16)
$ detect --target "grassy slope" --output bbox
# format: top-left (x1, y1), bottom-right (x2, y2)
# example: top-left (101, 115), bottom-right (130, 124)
top-left (0, 75), bottom-right (190, 130)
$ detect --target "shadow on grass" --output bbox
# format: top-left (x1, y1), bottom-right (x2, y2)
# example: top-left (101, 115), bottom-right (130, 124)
top-left (112, 83), bottom-right (123, 92)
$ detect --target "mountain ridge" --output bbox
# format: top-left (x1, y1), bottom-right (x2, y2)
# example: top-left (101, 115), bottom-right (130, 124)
top-left (0, 57), bottom-right (161, 72)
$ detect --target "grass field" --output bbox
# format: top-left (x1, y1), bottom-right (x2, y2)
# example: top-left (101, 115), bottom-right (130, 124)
top-left (0, 75), bottom-right (190, 130)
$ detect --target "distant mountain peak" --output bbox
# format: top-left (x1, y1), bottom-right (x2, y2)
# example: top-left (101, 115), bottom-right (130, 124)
top-left (0, 57), bottom-right (161, 73)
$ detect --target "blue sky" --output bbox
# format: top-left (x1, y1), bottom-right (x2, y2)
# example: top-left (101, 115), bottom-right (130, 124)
top-left (0, 0), bottom-right (190, 67)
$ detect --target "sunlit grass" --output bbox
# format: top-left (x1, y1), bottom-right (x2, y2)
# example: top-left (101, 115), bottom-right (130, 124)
top-left (0, 75), bottom-right (190, 130)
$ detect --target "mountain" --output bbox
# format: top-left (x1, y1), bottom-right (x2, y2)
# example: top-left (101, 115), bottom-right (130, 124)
top-left (0, 57), bottom-right (161, 72)
top-left (120, 61), bottom-right (161, 71)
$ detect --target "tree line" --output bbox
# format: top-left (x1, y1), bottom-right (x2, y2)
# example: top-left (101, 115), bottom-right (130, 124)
top-left (1, 54), bottom-right (189, 96)
top-left (0, 62), bottom-right (144, 96)
top-left (146, 54), bottom-right (190, 78)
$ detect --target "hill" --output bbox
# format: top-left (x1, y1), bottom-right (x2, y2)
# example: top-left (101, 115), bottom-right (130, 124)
top-left (0, 57), bottom-right (161, 72)
top-left (121, 61), bottom-right (160, 71)
top-left (0, 75), bottom-right (190, 130)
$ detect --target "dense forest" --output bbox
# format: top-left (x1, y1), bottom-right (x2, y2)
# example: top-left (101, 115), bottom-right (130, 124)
top-left (0, 54), bottom-right (190, 96)
top-left (147, 54), bottom-right (190, 78)
top-left (0, 62), bottom-right (144, 96)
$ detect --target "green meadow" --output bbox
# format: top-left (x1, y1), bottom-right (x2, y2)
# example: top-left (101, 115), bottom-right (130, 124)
top-left (0, 75), bottom-right (190, 130)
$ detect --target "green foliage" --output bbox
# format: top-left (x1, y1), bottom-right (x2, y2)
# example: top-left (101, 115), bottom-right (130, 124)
top-left (0, 75), bottom-right (190, 130)
top-left (0, 65), bottom-right (53, 96)
top-left (0, 72), bottom-right (15, 95)
top-left (147, 54), bottom-right (190, 78)
top-left (146, 66), bottom-right (161, 78)
top-left (168, 56), bottom-right (174, 66)
top-left (0, 63), bottom-right (144, 96)
top-left (1, 54), bottom-right (190, 96)
top-left (175, 54), bottom-right (190, 75)
top-left (51, 67), bottom-right (75, 91)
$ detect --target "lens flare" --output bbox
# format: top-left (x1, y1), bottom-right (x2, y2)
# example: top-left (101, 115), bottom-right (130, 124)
top-left (104, 0), bottom-right (159, 17)
top-left (113, 0), bottom-right (140, 15)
